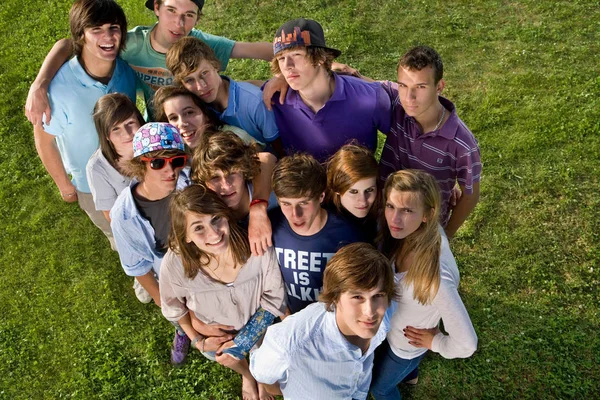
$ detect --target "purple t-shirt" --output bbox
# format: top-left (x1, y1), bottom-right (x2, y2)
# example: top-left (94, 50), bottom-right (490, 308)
top-left (379, 81), bottom-right (482, 226)
top-left (271, 73), bottom-right (392, 162)
top-left (269, 207), bottom-right (364, 314)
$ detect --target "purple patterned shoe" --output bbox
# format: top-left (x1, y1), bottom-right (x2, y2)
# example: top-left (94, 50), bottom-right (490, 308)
top-left (170, 331), bottom-right (190, 365)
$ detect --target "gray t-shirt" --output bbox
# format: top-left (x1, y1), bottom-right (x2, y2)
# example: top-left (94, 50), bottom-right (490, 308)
top-left (86, 149), bottom-right (131, 211)
top-left (133, 189), bottom-right (173, 253)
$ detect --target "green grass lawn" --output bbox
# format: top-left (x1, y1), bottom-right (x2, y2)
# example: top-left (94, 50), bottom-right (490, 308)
top-left (1, 0), bottom-right (599, 398)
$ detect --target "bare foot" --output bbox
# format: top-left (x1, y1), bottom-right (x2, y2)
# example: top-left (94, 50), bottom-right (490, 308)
top-left (258, 383), bottom-right (274, 400)
top-left (241, 375), bottom-right (259, 400)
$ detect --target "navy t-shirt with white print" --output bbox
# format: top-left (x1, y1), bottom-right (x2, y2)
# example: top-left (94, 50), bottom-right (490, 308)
top-left (269, 207), bottom-right (364, 314)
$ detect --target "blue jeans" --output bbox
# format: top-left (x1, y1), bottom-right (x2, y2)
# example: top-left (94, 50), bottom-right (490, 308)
top-left (370, 340), bottom-right (427, 400)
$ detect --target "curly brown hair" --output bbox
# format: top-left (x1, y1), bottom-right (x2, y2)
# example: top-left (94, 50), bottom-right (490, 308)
top-left (191, 131), bottom-right (261, 184)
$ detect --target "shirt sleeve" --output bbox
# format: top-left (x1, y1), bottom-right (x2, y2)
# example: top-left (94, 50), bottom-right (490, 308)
top-left (251, 100), bottom-right (280, 142)
top-left (159, 251), bottom-right (189, 322)
top-left (111, 210), bottom-right (156, 277)
top-left (259, 248), bottom-right (287, 317)
top-left (249, 324), bottom-right (290, 385)
top-left (86, 158), bottom-right (118, 211)
top-left (373, 82), bottom-right (392, 134)
top-left (190, 29), bottom-right (235, 71)
top-left (455, 133), bottom-right (482, 194)
top-left (42, 82), bottom-right (68, 137)
top-left (430, 264), bottom-right (478, 359)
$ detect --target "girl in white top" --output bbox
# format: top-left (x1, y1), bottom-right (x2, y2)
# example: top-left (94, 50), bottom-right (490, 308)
top-left (370, 170), bottom-right (478, 400)
top-left (160, 184), bottom-right (286, 400)
top-left (86, 93), bottom-right (145, 222)
top-left (86, 94), bottom-right (150, 303)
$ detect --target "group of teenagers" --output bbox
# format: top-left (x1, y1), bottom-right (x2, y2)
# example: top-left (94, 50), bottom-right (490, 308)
top-left (26, 0), bottom-right (483, 399)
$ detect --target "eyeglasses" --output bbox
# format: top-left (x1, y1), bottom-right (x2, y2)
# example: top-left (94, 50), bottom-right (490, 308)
top-left (140, 155), bottom-right (188, 170)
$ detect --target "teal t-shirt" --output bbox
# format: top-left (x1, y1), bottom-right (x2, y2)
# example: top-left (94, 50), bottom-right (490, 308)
top-left (122, 24), bottom-right (235, 116)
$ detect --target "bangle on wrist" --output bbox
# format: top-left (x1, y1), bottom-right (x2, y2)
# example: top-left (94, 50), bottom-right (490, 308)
top-left (201, 337), bottom-right (206, 353)
top-left (250, 199), bottom-right (268, 208)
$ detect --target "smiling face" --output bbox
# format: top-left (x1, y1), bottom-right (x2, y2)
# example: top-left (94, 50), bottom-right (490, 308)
top-left (206, 169), bottom-right (247, 211)
top-left (185, 211), bottom-right (230, 255)
top-left (397, 66), bottom-right (445, 121)
top-left (278, 193), bottom-right (326, 236)
top-left (81, 23), bottom-right (122, 64)
top-left (181, 60), bottom-right (221, 104)
top-left (276, 47), bottom-right (321, 92)
top-left (384, 189), bottom-right (428, 240)
top-left (108, 114), bottom-right (140, 161)
top-left (162, 95), bottom-right (207, 148)
top-left (335, 282), bottom-right (388, 342)
top-left (339, 177), bottom-right (377, 218)
top-left (153, 0), bottom-right (200, 47)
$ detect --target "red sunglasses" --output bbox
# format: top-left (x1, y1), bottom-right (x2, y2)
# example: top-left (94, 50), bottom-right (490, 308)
top-left (140, 155), bottom-right (188, 170)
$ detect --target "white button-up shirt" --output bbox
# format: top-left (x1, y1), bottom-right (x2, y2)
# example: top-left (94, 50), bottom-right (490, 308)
top-left (250, 301), bottom-right (395, 400)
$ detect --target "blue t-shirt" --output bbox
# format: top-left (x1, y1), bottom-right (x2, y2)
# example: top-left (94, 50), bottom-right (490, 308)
top-left (269, 207), bottom-right (364, 313)
top-left (211, 77), bottom-right (279, 145)
top-left (43, 57), bottom-right (137, 193)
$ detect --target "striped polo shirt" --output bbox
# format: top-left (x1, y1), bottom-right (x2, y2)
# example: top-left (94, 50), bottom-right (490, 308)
top-left (379, 82), bottom-right (482, 226)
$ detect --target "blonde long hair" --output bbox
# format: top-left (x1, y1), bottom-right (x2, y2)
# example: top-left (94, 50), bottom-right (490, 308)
top-left (168, 184), bottom-right (251, 280)
top-left (378, 170), bottom-right (442, 304)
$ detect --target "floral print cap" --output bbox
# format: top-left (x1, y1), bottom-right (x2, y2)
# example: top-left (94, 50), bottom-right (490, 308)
top-left (133, 122), bottom-right (185, 158)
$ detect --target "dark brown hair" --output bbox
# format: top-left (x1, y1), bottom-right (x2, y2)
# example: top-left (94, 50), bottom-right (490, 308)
top-left (270, 46), bottom-right (336, 76)
top-left (152, 85), bottom-right (222, 131)
top-left (192, 131), bottom-right (261, 184)
top-left (70, 0), bottom-right (127, 57)
top-left (272, 153), bottom-right (326, 200)
top-left (93, 94), bottom-right (145, 170)
top-left (320, 242), bottom-right (397, 311)
top-left (398, 46), bottom-right (444, 84)
top-left (169, 184), bottom-right (250, 280)
top-left (325, 143), bottom-right (380, 218)
top-left (166, 37), bottom-right (221, 85)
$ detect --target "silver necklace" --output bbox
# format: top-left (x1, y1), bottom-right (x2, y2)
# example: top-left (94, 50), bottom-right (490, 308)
top-left (432, 106), bottom-right (446, 132)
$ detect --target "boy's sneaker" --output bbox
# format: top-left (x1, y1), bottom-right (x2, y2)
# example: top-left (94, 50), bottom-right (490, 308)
top-left (133, 279), bottom-right (152, 304)
top-left (171, 331), bottom-right (190, 365)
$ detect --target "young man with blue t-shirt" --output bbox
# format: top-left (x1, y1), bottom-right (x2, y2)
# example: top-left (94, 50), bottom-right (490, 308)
top-left (269, 153), bottom-right (363, 314)
top-left (33, 0), bottom-right (137, 247)
top-left (25, 0), bottom-right (274, 124)
top-left (166, 37), bottom-right (285, 157)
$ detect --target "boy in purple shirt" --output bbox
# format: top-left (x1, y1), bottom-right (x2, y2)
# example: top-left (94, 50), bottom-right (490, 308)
top-left (379, 46), bottom-right (482, 239)
top-left (267, 18), bottom-right (391, 162)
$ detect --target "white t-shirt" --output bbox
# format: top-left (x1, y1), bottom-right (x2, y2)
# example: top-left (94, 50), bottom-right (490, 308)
top-left (86, 149), bottom-right (131, 211)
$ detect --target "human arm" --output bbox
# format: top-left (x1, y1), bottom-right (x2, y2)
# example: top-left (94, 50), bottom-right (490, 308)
top-left (416, 265), bottom-right (478, 359)
top-left (261, 76), bottom-right (288, 111)
top-left (33, 124), bottom-right (78, 202)
top-left (249, 325), bottom-right (290, 393)
top-left (25, 39), bottom-right (73, 125)
top-left (444, 181), bottom-right (480, 239)
top-left (102, 211), bottom-right (111, 223)
top-left (178, 313), bottom-right (235, 353)
top-left (248, 152), bottom-right (277, 256)
top-left (231, 42), bottom-right (273, 61)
